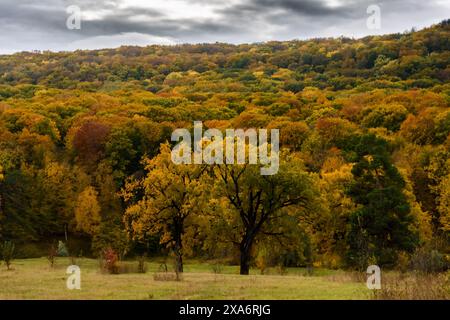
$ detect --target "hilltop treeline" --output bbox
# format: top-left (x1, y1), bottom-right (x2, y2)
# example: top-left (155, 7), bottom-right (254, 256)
top-left (0, 20), bottom-right (449, 273)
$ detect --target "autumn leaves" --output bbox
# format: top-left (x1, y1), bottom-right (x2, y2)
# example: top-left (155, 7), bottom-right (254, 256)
top-left (123, 144), bottom-right (315, 274)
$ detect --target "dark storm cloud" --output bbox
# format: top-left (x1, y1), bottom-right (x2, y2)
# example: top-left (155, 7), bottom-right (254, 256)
top-left (215, 0), bottom-right (393, 27)
top-left (74, 8), bottom-right (238, 38)
top-left (0, 0), bottom-right (448, 53)
top-left (0, 0), bottom-right (235, 43)
top-left (0, 0), bottom-right (162, 36)
top-left (0, 0), bottom-right (65, 29)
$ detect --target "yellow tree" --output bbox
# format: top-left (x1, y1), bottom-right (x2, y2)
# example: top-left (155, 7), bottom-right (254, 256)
top-left (437, 174), bottom-right (450, 233)
top-left (74, 186), bottom-right (101, 236)
top-left (123, 144), bottom-right (207, 273)
top-left (313, 158), bottom-right (357, 268)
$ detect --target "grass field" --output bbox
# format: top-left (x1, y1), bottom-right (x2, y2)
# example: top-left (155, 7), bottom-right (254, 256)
top-left (0, 258), bottom-right (371, 300)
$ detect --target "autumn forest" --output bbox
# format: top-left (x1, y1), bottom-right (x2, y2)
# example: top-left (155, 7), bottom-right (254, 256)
top-left (0, 20), bottom-right (449, 277)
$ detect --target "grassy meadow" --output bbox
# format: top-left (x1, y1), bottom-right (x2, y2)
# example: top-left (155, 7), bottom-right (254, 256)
top-left (0, 258), bottom-right (371, 300)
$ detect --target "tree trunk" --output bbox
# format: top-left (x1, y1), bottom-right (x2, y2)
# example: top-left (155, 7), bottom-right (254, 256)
top-left (239, 236), bottom-right (253, 275)
top-left (175, 249), bottom-right (183, 273)
top-left (174, 235), bottom-right (183, 273)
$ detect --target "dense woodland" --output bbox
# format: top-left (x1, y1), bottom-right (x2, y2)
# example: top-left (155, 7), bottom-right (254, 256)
top-left (0, 20), bottom-right (449, 274)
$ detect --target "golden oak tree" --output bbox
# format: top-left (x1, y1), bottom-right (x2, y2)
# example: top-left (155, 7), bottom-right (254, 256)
top-left (123, 143), bottom-right (207, 272)
top-left (75, 186), bottom-right (102, 236)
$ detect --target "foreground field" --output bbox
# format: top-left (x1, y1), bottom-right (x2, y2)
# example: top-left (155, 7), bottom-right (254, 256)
top-left (0, 258), bottom-right (370, 300)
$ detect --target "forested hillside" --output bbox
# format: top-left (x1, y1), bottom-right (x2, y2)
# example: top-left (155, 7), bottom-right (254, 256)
top-left (0, 20), bottom-right (449, 273)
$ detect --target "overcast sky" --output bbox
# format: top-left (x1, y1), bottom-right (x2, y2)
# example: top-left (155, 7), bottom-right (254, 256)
top-left (0, 0), bottom-right (448, 54)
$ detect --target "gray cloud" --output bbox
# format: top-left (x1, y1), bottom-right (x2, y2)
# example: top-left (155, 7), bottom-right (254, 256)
top-left (224, 0), bottom-right (349, 16)
top-left (0, 0), bottom-right (448, 53)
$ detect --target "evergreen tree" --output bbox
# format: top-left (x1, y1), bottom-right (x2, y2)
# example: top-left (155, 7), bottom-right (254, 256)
top-left (345, 134), bottom-right (418, 268)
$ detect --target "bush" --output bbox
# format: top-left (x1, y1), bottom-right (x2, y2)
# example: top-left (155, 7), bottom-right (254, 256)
top-left (116, 262), bottom-right (141, 274)
top-left (14, 243), bottom-right (46, 258)
top-left (48, 243), bottom-right (58, 268)
top-left (57, 241), bottom-right (68, 257)
top-left (396, 251), bottom-right (410, 273)
top-left (12, 238), bottom-right (91, 259)
top-left (410, 247), bottom-right (447, 273)
top-left (210, 262), bottom-right (223, 274)
top-left (101, 247), bottom-right (119, 274)
top-left (153, 260), bottom-right (182, 281)
top-left (137, 255), bottom-right (147, 274)
top-left (276, 264), bottom-right (288, 276)
top-left (255, 247), bottom-right (268, 275)
top-left (2, 241), bottom-right (15, 270)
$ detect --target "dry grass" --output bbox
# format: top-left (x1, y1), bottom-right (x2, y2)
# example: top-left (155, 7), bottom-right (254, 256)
top-left (3, 258), bottom-right (447, 300)
top-left (373, 272), bottom-right (450, 300)
top-left (153, 272), bottom-right (182, 282)
top-left (0, 258), bottom-right (368, 300)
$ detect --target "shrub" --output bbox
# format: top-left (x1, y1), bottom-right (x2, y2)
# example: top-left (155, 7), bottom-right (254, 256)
top-left (153, 260), bottom-right (182, 281)
top-left (47, 243), bottom-right (58, 268)
top-left (158, 262), bottom-right (168, 273)
top-left (396, 251), bottom-right (411, 273)
top-left (101, 247), bottom-right (119, 274)
top-left (410, 247), bottom-right (447, 273)
top-left (2, 241), bottom-right (15, 270)
top-left (210, 262), bottom-right (223, 274)
top-left (116, 262), bottom-right (140, 274)
top-left (255, 247), bottom-right (268, 275)
top-left (69, 256), bottom-right (77, 266)
top-left (137, 255), bottom-right (147, 274)
top-left (15, 243), bottom-right (47, 258)
top-left (276, 264), bottom-right (288, 276)
top-left (57, 241), bottom-right (68, 257)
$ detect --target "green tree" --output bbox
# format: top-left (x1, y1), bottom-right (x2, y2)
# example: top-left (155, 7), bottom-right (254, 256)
top-left (1, 241), bottom-right (15, 270)
top-left (361, 104), bottom-right (409, 132)
top-left (212, 153), bottom-right (317, 275)
top-left (345, 134), bottom-right (419, 268)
